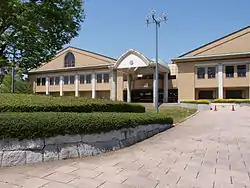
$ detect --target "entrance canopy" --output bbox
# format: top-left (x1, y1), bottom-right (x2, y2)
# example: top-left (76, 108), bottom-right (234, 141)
top-left (114, 49), bottom-right (169, 75)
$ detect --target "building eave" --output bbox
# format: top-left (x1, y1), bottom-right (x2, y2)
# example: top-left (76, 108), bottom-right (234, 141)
top-left (172, 51), bottom-right (250, 63)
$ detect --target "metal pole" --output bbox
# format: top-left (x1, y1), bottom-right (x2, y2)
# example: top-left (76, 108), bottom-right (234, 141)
top-left (11, 66), bottom-right (14, 93)
top-left (155, 22), bottom-right (159, 113)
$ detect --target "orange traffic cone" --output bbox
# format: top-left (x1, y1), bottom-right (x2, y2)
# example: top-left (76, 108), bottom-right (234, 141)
top-left (214, 105), bottom-right (217, 111)
top-left (232, 105), bottom-right (235, 111)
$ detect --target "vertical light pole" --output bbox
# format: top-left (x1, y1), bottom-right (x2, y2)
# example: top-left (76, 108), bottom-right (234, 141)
top-left (146, 10), bottom-right (167, 113)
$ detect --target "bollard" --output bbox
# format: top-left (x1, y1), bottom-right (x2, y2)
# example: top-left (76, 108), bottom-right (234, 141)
top-left (214, 105), bottom-right (217, 111)
top-left (232, 105), bottom-right (235, 111)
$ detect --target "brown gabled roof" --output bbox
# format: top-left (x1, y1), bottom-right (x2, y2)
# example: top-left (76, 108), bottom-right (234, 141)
top-left (179, 26), bottom-right (250, 57)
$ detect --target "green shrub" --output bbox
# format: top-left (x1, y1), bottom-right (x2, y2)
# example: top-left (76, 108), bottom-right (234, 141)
top-left (0, 94), bottom-right (145, 113)
top-left (213, 99), bottom-right (250, 103)
top-left (181, 100), bottom-right (210, 104)
top-left (0, 112), bottom-right (173, 140)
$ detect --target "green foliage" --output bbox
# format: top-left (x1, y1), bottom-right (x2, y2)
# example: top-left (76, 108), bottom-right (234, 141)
top-left (0, 0), bottom-right (84, 70)
top-left (213, 99), bottom-right (250, 103)
top-left (0, 94), bottom-right (145, 113)
top-left (0, 74), bottom-right (31, 93)
top-left (181, 100), bottom-right (210, 104)
top-left (0, 112), bottom-right (173, 140)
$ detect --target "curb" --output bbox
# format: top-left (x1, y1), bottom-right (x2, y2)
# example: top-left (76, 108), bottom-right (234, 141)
top-left (173, 110), bottom-right (200, 126)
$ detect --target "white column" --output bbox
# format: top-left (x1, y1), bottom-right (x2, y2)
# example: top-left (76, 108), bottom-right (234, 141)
top-left (92, 73), bottom-right (96, 99)
top-left (75, 74), bottom-right (79, 97)
top-left (110, 69), bottom-right (117, 101)
top-left (45, 77), bottom-right (49, 95)
top-left (60, 76), bottom-right (63, 96)
top-left (127, 74), bottom-right (131, 102)
top-left (163, 72), bottom-right (169, 103)
top-left (218, 63), bottom-right (223, 99)
top-left (153, 72), bottom-right (157, 105)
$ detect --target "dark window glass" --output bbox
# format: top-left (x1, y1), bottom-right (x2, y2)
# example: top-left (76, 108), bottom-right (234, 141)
top-left (103, 73), bottom-right (109, 83)
top-left (80, 75), bottom-right (85, 84)
top-left (197, 67), bottom-right (205, 79)
top-left (226, 66), bottom-right (234, 78)
top-left (64, 76), bottom-right (69, 85)
top-left (208, 67), bottom-right (216, 79)
top-left (70, 76), bottom-right (75, 84)
top-left (37, 78), bottom-right (41, 86)
top-left (55, 77), bottom-right (60, 85)
top-left (41, 78), bottom-right (46, 86)
top-left (64, 52), bottom-right (75, 67)
top-left (50, 77), bottom-right (54, 85)
top-left (86, 74), bottom-right (91, 84)
top-left (237, 65), bottom-right (246, 77)
top-left (97, 73), bottom-right (102, 83)
top-left (198, 91), bottom-right (214, 99)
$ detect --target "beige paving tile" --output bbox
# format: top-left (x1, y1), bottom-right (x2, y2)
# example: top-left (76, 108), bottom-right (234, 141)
top-left (44, 172), bottom-right (77, 183)
top-left (68, 177), bottom-right (105, 188)
top-left (41, 181), bottom-right (76, 188)
top-left (100, 182), bottom-right (135, 188)
top-left (17, 177), bottom-right (49, 188)
top-left (54, 165), bottom-right (78, 174)
top-left (70, 169), bottom-right (102, 179)
top-left (95, 172), bottom-right (128, 184)
top-left (0, 182), bottom-right (19, 188)
top-left (123, 176), bottom-right (158, 188)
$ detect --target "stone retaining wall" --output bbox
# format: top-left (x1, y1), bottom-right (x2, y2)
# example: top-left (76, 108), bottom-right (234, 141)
top-left (180, 103), bottom-right (211, 111)
top-left (0, 124), bottom-right (172, 167)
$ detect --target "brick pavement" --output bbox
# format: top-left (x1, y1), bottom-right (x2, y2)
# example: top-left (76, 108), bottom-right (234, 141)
top-left (1, 109), bottom-right (250, 188)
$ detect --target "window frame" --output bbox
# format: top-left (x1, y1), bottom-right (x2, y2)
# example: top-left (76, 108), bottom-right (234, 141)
top-left (197, 67), bottom-right (205, 79)
top-left (80, 75), bottom-right (85, 84)
top-left (55, 77), bottom-right (60, 85)
top-left (86, 74), bottom-right (92, 84)
top-left (225, 66), bottom-right (234, 78)
top-left (207, 67), bottom-right (216, 79)
top-left (97, 73), bottom-right (103, 83)
top-left (69, 75), bottom-right (75, 85)
top-left (64, 76), bottom-right (69, 85)
top-left (36, 78), bottom-right (41, 86)
top-left (41, 78), bottom-right (46, 86)
top-left (64, 52), bottom-right (75, 68)
top-left (237, 65), bottom-right (246, 77)
top-left (49, 77), bottom-right (54, 85)
top-left (103, 73), bottom-right (109, 83)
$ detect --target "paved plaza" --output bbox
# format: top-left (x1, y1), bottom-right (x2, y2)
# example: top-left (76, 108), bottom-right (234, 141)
top-left (1, 108), bottom-right (250, 188)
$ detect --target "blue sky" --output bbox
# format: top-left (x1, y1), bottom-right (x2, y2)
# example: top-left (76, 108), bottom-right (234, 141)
top-left (70, 0), bottom-right (249, 63)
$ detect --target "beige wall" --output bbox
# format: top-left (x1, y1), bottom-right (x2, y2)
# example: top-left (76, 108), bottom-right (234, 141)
top-left (184, 27), bottom-right (250, 57)
top-left (116, 71), bottom-right (124, 101)
top-left (35, 47), bottom-right (116, 71)
top-left (96, 91), bottom-right (110, 99)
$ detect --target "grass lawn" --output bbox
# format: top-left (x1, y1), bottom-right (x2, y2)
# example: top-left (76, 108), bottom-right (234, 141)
top-left (146, 106), bottom-right (197, 124)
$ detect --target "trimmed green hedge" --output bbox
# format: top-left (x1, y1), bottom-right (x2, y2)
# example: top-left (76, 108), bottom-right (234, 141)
top-left (0, 94), bottom-right (145, 113)
top-left (181, 100), bottom-right (210, 104)
top-left (0, 112), bottom-right (173, 140)
top-left (213, 99), bottom-right (250, 103)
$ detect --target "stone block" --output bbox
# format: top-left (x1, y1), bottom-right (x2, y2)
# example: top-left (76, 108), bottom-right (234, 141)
top-left (136, 131), bottom-right (147, 142)
top-left (78, 143), bottom-right (101, 157)
top-left (45, 135), bottom-right (81, 145)
top-left (58, 144), bottom-right (79, 160)
top-left (81, 131), bottom-right (121, 143)
top-left (91, 139), bottom-right (121, 152)
top-left (0, 140), bottom-right (9, 150)
top-left (8, 138), bottom-right (44, 151)
top-left (43, 145), bottom-right (58, 162)
top-left (147, 128), bottom-right (159, 138)
top-left (26, 151), bottom-right (43, 164)
top-left (159, 125), bottom-right (172, 132)
top-left (120, 137), bottom-right (136, 148)
top-left (2, 151), bottom-right (26, 167)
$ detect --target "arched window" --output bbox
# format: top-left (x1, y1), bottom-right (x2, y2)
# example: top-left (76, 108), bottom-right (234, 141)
top-left (64, 52), bottom-right (75, 67)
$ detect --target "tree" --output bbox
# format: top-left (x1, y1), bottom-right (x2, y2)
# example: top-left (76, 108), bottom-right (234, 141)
top-left (0, 74), bottom-right (32, 93)
top-left (0, 0), bottom-right (84, 71)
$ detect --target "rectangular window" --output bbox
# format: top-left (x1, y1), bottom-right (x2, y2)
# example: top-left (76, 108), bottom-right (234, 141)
top-left (86, 74), bottom-right (91, 84)
top-left (80, 75), bottom-right (85, 84)
top-left (97, 73), bottom-right (102, 83)
top-left (64, 76), bottom-right (69, 85)
top-left (197, 67), bottom-right (205, 79)
top-left (41, 78), bottom-right (46, 86)
top-left (55, 77), bottom-right (60, 85)
top-left (237, 65), bottom-right (246, 77)
top-left (103, 73), bottom-right (109, 83)
top-left (36, 78), bottom-right (41, 86)
top-left (208, 67), bottom-right (216, 79)
top-left (49, 77), bottom-right (54, 85)
top-left (226, 66), bottom-right (234, 78)
top-left (70, 75), bottom-right (75, 84)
